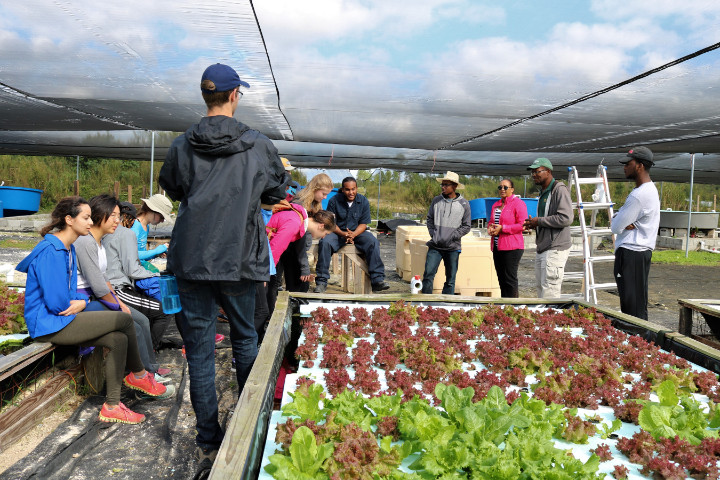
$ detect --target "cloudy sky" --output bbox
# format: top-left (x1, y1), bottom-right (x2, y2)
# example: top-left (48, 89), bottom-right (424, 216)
top-left (254, 0), bottom-right (720, 107)
top-left (1, 0), bottom-right (720, 160)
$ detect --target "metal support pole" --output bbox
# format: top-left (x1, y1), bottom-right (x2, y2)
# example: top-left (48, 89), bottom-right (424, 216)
top-left (149, 131), bottom-right (155, 196)
top-left (376, 168), bottom-right (382, 225)
top-left (523, 176), bottom-right (527, 197)
top-left (659, 181), bottom-right (663, 209)
top-left (685, 154), bottom-right (695, 258)
top-left (76, 155), bottom-right (80, 181)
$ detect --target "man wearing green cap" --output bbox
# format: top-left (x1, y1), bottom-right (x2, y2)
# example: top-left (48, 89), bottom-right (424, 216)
top-left (523, 158), bottom-right (573, 298)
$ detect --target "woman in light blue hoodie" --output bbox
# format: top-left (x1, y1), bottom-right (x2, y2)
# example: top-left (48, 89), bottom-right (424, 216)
top-left (16, 197), bottom-right (167, 424)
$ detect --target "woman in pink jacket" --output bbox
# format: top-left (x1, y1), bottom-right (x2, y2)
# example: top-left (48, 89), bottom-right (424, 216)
top-left (487, 179), bottom-right (528, 297)
top-left (254, 204), bottom-right (336, 341)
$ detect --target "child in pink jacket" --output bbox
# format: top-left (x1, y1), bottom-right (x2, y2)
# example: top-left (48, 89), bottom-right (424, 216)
top-left (487, 179), bottom-right (528, 297)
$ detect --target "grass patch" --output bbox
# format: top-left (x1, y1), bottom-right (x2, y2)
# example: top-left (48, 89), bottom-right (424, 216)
top-left (652, 249), bottom-right (720, 266)
top-left (0, 238), bottom-right (40, 250)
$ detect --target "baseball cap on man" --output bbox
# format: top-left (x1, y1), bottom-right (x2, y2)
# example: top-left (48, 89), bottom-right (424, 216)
top-left (620, 146), bottom-right (654, 166)
top-left (527, 158), bottom-right (553, 171)
top-left (201, 64), bottom-right (250, 93)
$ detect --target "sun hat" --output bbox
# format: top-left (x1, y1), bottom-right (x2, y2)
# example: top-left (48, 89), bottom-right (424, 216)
top-left (436, 171), bottom-right (465, 190)
top-left (527, 158), bottom-right (554, 171)
top-left (620, 146), bottom-right (654, 166)
top-left (141, 194), bottom-right (173, 221)
top-left (281, 157), bottom-right (295, 171)
top-left (119, 201), bottom-right (137, 218)
top-left (200, 63), bottom-right (250, 93)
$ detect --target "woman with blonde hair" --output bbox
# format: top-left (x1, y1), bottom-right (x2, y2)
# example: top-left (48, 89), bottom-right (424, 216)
top-left (292, 172), bottom-right (333, 215)
top-left (276, 173), bottom-right (334, 292)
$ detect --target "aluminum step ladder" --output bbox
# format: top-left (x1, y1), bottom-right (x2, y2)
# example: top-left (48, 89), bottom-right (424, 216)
top-left (564, 164), bottom-right (617, 303)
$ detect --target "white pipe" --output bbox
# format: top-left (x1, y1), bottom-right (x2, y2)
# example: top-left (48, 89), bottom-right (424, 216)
top-left (150, 131), bottom-right (155, 196)
top-left (685, 154), bottom-right (695, 258)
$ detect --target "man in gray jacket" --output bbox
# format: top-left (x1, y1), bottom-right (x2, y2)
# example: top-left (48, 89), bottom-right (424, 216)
top-left (421, 171), bottom-right (471, 294)
top-left (523, 158), bottom-right (573, 298)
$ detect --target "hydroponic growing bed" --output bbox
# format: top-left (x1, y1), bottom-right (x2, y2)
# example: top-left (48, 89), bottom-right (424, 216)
top-left (254, 299), bottom-right (720, 480)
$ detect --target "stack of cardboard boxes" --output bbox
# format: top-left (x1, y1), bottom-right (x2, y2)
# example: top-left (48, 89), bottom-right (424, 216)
top-left (396, 225), bottom-right (500, 297)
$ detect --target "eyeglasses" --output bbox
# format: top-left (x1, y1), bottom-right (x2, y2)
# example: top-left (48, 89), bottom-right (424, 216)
top-left (236, 88), bottom-right (243, 98)
top-left (497, 185), bottom-right (511, 191)
top-left (531, 168), bottom-right (549, 176)
top-left (440, 183), bottom-right (454, 187)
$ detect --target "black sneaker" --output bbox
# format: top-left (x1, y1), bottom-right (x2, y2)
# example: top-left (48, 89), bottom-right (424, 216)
top-left (371, 281), bottom-right (390, 292)
top-left (313, 283), bottom-right (327, 293)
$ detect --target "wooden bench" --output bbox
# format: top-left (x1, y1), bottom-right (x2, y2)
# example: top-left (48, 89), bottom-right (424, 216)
top-left (678, 298), bottom-right (720, 338)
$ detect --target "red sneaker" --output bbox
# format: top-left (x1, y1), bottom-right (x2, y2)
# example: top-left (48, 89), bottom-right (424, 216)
top-left (98, 402), bottom-right (145, 424)
top-left (124, 372), bottom-right (167, 397)
top-left (215, 334), bottom-right (225, 344)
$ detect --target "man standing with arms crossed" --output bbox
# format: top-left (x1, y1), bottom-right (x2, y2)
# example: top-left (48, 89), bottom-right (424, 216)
top-left (611, 146), bottom-right (660, 320)
top-left (159, 63), bottom-right (288, 465)
top-left (523, 158), bottom-right (573, 298)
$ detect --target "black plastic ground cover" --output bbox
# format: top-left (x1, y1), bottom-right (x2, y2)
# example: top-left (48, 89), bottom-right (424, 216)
top-left (0, 321), bottom-right (239, 480)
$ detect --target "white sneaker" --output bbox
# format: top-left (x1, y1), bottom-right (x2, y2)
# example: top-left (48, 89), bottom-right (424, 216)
top-left (136, 383), bottom-right (175, 400)
top-left (153, 373), bottom-right (172, 384)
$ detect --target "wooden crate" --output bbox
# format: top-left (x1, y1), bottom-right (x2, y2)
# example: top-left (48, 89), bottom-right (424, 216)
top-left (341, 251), bottom-right (371, 294)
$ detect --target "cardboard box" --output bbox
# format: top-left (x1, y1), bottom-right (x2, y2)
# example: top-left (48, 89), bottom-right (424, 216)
top-left (409, 237), bottom-right (500, 296)
top-left (395, 225), bottom-right (431, 281)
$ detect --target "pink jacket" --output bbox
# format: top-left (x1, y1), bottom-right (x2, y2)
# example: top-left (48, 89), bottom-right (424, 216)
top-left (266, 204), bottom-right (308, 266)
top-left (488, 195), bottom-right (527, 251)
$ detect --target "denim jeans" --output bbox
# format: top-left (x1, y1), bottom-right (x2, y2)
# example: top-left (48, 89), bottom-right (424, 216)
top-left (316, 232), bottom-right (385, 284)
top-left (421, 247), bottom-right (460, 294)
top-left (176, 278), bottom-right (257, 449)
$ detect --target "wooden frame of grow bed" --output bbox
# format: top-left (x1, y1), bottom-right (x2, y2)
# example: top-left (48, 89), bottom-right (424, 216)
top-left (207, 293), bottom-right (720, 480)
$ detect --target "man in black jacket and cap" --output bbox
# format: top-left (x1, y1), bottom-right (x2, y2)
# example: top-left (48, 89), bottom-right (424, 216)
top-left (159, 63), bottom-right (288, 465)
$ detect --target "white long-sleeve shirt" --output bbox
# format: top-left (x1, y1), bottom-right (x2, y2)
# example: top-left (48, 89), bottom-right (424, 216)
top-left (611, 181), bottom-right (660, 252)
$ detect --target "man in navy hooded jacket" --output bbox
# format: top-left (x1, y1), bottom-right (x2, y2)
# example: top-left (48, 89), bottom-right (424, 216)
top-left (159, 63), bottom-right (288, 464)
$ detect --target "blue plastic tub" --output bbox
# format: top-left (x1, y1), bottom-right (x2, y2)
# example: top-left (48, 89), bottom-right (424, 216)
top-left (321, 188), bottom-right (339, 210)
top-left (482, 197), bottom-right (538, 221)
top-left (0, 186), bottom-right (43, 217)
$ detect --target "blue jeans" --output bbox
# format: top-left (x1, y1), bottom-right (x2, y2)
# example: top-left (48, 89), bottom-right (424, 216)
top-left (176, 278), bottom-right (257, 449)
top-left (315, 231), bottom-right (385, 284)
top-left (421, 248), bottom-right (460, 294)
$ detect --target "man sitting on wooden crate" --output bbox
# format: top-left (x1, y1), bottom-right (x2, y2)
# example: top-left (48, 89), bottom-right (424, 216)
top-left (314, 177), bottom-right (390, 293)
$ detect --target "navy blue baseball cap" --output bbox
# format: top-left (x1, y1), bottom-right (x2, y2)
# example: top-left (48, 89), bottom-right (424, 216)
top-left (200, 64), bottom-right (250, 93)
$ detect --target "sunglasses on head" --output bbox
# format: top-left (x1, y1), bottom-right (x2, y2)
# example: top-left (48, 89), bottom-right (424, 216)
top-left (497, 185), bottom-right (511, 190)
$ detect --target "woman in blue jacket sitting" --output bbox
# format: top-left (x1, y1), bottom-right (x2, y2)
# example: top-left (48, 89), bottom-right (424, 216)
top-left (16, 197), bottom-right (167, 424)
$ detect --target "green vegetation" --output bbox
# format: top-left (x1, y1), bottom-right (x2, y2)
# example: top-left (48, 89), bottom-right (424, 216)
top-left (0, 238), bottom-right (41, 250)
top-left (652, 250), bottom-right (720, 266)
top-left (0, 155), bottom-right (718, 219)
top-left (0, 155), bottom-right (163, 211)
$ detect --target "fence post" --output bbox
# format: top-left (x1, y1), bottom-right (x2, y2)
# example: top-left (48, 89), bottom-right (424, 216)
top-left (142, 185), bottom-right (148, 198)
top-left (73, 180), bottom-right (80, 196)
top-left (128, 185), bottom-right (133, 204)
top-left (113, 181), bottom-right (120, 199)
